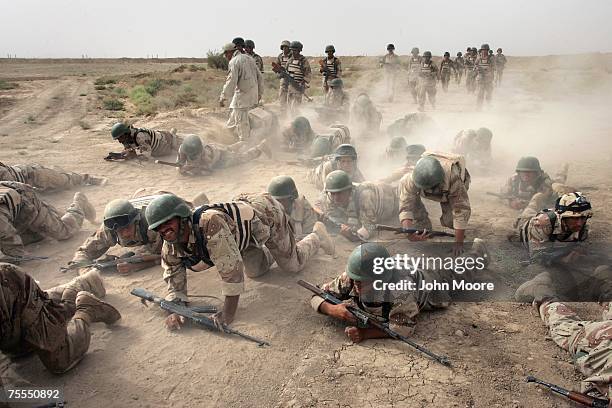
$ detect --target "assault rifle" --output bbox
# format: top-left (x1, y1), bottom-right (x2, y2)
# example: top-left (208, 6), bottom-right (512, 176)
top-left (298, 280), bottom-right (451, 367)
top-left (312, 208), bottom-right (364, 242)
top-left (271, 61), bottom-right (313, 102)
top-left (104, 152), bottom-right (128, 161)
top-left (375, 224), bottom-right (455, 238)
top-left (284, 156), bottom-right (324, 167)
top-left (155, 160), bottom-right (182, 168)
top-left (0, 254), bottom-right (49, 264)
top-left (486, 191), bottom-right (513, 200)
top-left (60, 253), bottom-right (161, 273)
top-left (130, 288), bottom-right (270, 346)
top-left (526, 375), bottom-right (609, 407)
top-left (104, 148), bottom-right (146, 163)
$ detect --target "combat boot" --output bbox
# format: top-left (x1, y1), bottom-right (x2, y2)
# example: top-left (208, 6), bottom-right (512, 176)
top-left (73, 192), bottom-right (96, 223)
top-left (74, 291), bottom-right (121, 325)
top-left (313, 221), bottom-right (335, 255)
top-left (47, 269), bottom-right (106, 302)
top-left (84, 174), bottom-right (108, 186)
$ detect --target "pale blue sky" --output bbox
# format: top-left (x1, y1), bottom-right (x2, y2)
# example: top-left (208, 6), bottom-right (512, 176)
top-left (2, 0), bottom-right (611, 57)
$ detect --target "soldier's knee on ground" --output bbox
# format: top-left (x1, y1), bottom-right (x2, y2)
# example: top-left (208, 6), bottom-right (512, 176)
top-left (515, 272), bottom-right (555, 303)
top-left (242, 246), bottom-right (272, 278)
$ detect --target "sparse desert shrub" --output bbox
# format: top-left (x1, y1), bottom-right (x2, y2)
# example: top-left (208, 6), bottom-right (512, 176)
top-left (129, 85), bottom-right (155, 115)
top-left (103, 98), bottom-right (125, 111)
top-left (206, 50), bottom-right (228, 71)
top-left (0, 80), bottom-right (18, 90)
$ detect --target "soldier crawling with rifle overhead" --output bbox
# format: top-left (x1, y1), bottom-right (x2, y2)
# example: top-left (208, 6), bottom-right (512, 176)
top-left (105, 122), bottom-right (182, 162)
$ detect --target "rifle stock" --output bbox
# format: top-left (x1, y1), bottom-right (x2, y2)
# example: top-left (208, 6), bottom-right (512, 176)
top-left (526, 375), bottom-right (609, 407)
top-left (60, 253), bottom-right (159, 273)
top-left (297, 280), bottom-right (451, 366)
top-left (271, 61), bottom-right (313, 102)
top-left (375, 224), bottom-right (455, 238)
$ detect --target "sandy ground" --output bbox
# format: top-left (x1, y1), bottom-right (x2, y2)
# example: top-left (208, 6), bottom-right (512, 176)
top-left (1, 55), bottom-right (612, 408)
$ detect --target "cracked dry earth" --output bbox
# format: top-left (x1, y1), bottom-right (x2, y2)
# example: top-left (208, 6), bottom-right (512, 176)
top-left (0, 56), bottom-right (611, 407)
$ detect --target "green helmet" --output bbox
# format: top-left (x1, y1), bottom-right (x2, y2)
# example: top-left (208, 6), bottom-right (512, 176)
top-left (179, 134), bottom-right (203, 159)
top-left (111, 122), bottom-right (130, 139)
top-left (292, 116), bottom-right (313, 136)
top-left (245, 39), bottom-right (255, 49)
top-left (267, 176), bottom-right (299, 200)
top-left (389, 136), bottom-right (407, 150)
top-left (423, 51), bottom-right (432, 58)
top-left (280, 40), bottom-right (290, 49)
top-left (346, 243), bottom-right (392, 281)
top-left (289, 41), bottom-right (303, 50)
top-left (334, 144), bottom-right (357, 160)
top-left (310, 136), bottom-right (333, 158)
top-left (324, 170), bottom-right (353, 193)
top-left (145, 194), bottom-right (192, 230)
top-left (103, 199), bottom-right (139, 230)
top-left (515, 156), bottom-right (541, 172)
top-left (411, 47), bottom-right (419, 55)
top-left (325, 45), bottom-right (335, 53)
top-left (405, 144), bottom-right (426, 158)
top-left (329, 78), bottom-right (343, 88)
top-left (481, 43), bottom-right (490, 51)
top-left (476, 127), bottom-right (493, 141)
top-left (412, 156), bottom-right (444, 189)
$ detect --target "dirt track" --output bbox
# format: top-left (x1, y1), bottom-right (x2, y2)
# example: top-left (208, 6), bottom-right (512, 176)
top-left (1, 56), bottom-right (611, 408)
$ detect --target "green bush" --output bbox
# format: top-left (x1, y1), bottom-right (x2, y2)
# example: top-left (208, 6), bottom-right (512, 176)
top-left (95, 77), bottom-right (116, 86)
top-left (145, 79), bottom-right (163, 96)
top-left (174, 84), bottom-right (197, 107)
top-left (113, 87), bottom-right (127, 97)
top-left (94, 85), bottom-right (106, 91)
top-left (129, 85), bottom-right (155, 115)
top-left (103, 98), bottom-right (125, 111)
top-left (206, 50), bottom-right (228, 71)
top-left (0, 80), bottom-right (17, 90)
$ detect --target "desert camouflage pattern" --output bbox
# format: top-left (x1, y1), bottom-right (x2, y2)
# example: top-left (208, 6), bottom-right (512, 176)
top-left (316, 181), bottom-right (398, 238)
top-left (0, 162), bottom-right (94, 192)
top-left (289, 195), bottom-right (319, 236)
top-left (417, 60), bottom-right (438, 109)
top-left (177, 142), bottom-right (262, 175)
top-left (0, 181), bottom-right (86, 257)
top-left (398, 152), bottom-right (471, 230)
top-left (71, 214), bottom-right (162, 264)
top-left (307, 157), bottom-right (366, 191)
top-left (0, 263), bottom-right (92, 374)
top-left (125, 127), bottom-right (182, 158)
top-left (539, 301), bottom-right (612, 398)
top-left (474, 54), bottom-right (496, 106)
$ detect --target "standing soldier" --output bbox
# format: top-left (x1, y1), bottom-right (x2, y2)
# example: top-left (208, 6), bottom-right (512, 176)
top-left (464, 47), bottom-right (477, 93)
top-left (316, 170), bottom-right (398, 241)
top-left (174, 134), bottom-right (270, 176)
top-left (439, 52), bottom-right (455, 92)
top-left (0, 263), bottom-right (121, 374)
top-left (320, 45), bottom-right (342, 93)
top-left (0, 161), bottom-right (107, 191)
top-left (380, 44), bottom-right (401, 102)
top-left (495, 48), bottom-right (507, 86)
top-left (417, 51), bottom-right (439, 112)
top-left (474, 44), bottom-right (496, 109)
top-left (277, 40), bottom-right (292, 116)
top-left (407, 47), bottom-right (422, 104)
top-left (398, 152), bottom-right (471, 255)
top-left (454, 52), bottom-right (465, 84)
top-left (284, 41), bottom-right (311, 115)
top-left (0, 181), bottom-right (96, 259)
top-left (220, 42), bottom-right (264, 142)
top-left (245, 39), bottom-right (264, 73)
top-left (267, 176), bottom-right (319, 236)
top-left (69, 198), bottom-right (162, 274)
top-left (308, 144), bottom-right (366, 190)
top-left (107, 123), bottom-right (182, 161)
top-left (144, 193), bottom-right (334, 329)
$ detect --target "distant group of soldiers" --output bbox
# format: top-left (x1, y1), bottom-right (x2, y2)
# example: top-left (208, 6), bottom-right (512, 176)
top-left (381, 43), bottom-right (507, 109)
top-left (1, 37), bottom-right (610, 406)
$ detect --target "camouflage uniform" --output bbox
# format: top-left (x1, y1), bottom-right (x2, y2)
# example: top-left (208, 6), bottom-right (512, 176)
top-left (0, 181), bottom-right (89, 257)
top-left (398, 152), bottom-right (471, 231)
top-left (161, 194), bottom-right (323, 301)
top-left (0, 263), bottom-right (104, 374)
top-left (310, 268), bottom-right (452, 337)
top-left (474, 54), bottom-right (496, 108)
top-left (249, 52), bottom-right (264, 73)
top-left (495, 52), bottom-right (507, 85)
top-left (176, 141), bottom-right (263, 175)
top-left (288, 195), bottom-right (319, 237)
top-left (316, 181), bottom-right (398, 239)
top-left (407, 55), bottom-right (423, 103)
top-left (320, 57), bottom-right (342, 92)
top-left (320, 87), bottom-right (350, 124)
top-left (284, 55), bottom-right (311, 114)
top-left (452, 129), bottom-right (492, 167)
top-left (0, 162), bottom-right (103, 192)
top-left (501, 171), bottom-right (555, 211)
top-left (121, 126), bottom-right (182, 157)
top-left (277, 51), bottom-right (292, 115)
top-left (464, 53), bottom-right (477, 93)
top-left (454, 55), bottom-right (465, 84)
top-left (539, 300), bottom-right (612, 398)
top-left (382, 163), bottom-right (415, 185)
top-left (307, 157), bottom-right (366, 191)
top-left (439, 59), bottom-right (455, 92)
top-left (381, 53), bottom-right (401, 101)
top-left (417, 59), bottom-right (438, 111)
top-left (71, 210), bottom-right (162, 265)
